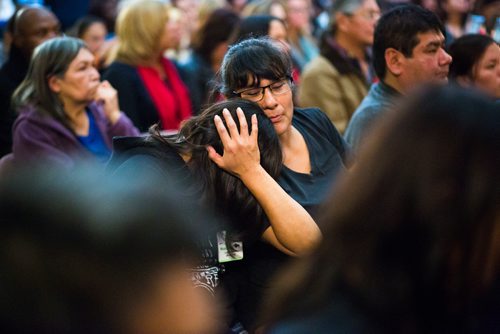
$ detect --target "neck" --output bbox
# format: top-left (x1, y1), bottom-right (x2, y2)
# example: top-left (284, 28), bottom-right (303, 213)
top-left (382, 74), bottom-right (405, 95)
top-left (279, 125), bottom-right (298, 153)
top-left (447, 13), bottom-right (463, 27)
top-left (142, 53), bottom-right (163, 67)
top-left (63, 100), bottom-right (89, 135)
top-left (335, 32), bottom-right (366, 61)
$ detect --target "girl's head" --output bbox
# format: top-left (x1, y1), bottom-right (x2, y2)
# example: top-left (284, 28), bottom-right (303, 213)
top-left (73, 15), bottom-right (108, 55)
top-left (449, 34), bottom-right (500, 98)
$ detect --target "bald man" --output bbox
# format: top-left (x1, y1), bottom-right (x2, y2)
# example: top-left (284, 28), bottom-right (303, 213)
top-left (0, 6), bottom-right (60, 157)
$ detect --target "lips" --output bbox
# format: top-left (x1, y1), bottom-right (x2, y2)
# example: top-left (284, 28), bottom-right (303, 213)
top-left (269, 115), bottom-right (282, 123)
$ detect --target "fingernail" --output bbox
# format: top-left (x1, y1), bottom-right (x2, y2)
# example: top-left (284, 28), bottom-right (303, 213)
top-left (222, 108), bottom-right (229, 115)
top-left (214, 115), bottom-right (221, 121)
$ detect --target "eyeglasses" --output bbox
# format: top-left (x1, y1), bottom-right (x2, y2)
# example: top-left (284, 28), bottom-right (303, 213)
top-left (346, 9), bottom-right (381, 21)
top-left (233, 79), bottom-right (292, 102)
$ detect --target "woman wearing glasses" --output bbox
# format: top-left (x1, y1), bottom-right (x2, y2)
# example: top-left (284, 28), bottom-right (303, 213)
top-left (216, 37), bottom-right (350, 330)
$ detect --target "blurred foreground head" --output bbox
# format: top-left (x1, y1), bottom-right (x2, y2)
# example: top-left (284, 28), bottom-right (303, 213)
top-left (0, 167), bottom-right (222, 334)
top-left (266, 86), bottom-right (500, 332)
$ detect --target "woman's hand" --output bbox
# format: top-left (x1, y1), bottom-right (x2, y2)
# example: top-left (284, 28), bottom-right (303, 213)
top-left (95, 80), bottom-right (121, 125)
top-left (207, 107), bottom-right (260, 179)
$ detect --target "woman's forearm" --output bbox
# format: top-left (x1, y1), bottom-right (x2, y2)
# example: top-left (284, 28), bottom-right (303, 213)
top-left (240, 165), bottom-right (322, 256)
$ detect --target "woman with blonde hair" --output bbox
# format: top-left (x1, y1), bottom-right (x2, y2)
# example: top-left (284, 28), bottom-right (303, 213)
top-left (103, 0), bottom-right (192, 132)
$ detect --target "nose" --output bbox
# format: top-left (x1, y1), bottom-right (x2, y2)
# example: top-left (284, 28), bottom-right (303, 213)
top-left (440, 48), bottom-right (452, 66)
top-left (46, 30), bottom-right (58, 40)
top-left (91, 66), bottom-right (100, 81)
top-left (259, 86), bottom-right (279, 110)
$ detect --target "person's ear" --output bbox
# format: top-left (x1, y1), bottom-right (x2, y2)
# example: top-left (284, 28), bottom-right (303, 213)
top-left (336, 13), bottom-right (350, 33)
top-left (48, 76), bottom-right (61, 93)
top-left (385, 48), bottom-right (404, 76)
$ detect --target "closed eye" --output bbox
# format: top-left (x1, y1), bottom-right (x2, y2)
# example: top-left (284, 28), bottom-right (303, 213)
top-left (243, 89), bottom-right (261, 96)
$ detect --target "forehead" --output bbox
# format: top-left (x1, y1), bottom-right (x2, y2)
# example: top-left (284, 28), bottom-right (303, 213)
top-left (69, 48), bottom-right (94, 64)
top-left (18, 9), bottom-right (59, 35)
top-left (357, 0), bottom-right (379, 10)
top-left (414, 30), bottom-right (445, 49)
top-left (480, 43), bottom-right (500, 61)
top-left (84, 22), bottom-right (107, 35)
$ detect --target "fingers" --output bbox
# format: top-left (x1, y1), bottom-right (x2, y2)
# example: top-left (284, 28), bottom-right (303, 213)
top-left (206, 146), bottom-right (223, 167)
top-left (250, 113), bottom-right (258, 142)
top-left (214, 114), bottom-right (232, 145)
top-left (222, 108), bottom-right (240, 140)
top-left (236, 107), bottom-right (249, 137)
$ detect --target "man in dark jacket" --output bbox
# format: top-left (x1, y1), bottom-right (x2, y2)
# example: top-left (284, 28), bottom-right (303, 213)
top-left (0, 6), bottom-right (60, 157)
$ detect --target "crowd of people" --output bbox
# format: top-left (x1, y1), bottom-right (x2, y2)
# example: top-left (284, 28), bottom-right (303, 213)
top-left (0, 0), bottom-right (498, 333)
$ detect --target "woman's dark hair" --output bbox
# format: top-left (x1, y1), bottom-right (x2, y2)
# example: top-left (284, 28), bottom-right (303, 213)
top-left (220, 37), bottom-right (293, 97)
top-left (68, 15), bottom-right (107, 39)
top-left (229, 14), bottom-right (285, 44)
top-left (448, 34), bottom-right (497, 81)
top-left (151, 98), bottom-right (283, 242)
top-left (373, 4), bottom-right (446, 80)
top-left (436, 0), bottom-right (469, 29)
top-left (264, 86), bottom-right (500, 332)
top-left (89, 0), bottom-right (118, 33)
top-left (191, 8), bottom-right (240, 64)
top-left (0, 166), bottom-right (206, 333)
top-left (11, 37), bottom-right (87, 130)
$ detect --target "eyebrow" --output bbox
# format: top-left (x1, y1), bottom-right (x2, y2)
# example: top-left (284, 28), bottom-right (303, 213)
top-left (425, 40), bottom-right (444, 49)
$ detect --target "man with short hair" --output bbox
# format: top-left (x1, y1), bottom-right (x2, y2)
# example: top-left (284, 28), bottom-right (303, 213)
top-left (0, 6), bottom-right (60, 157)
top-left (344, 4), bottom-right (452, 151)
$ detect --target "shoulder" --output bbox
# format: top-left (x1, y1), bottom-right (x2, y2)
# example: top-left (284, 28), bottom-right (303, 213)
top-left (108, 136), bottom-right (194, 189)
top-left (103, 62), bottom-right (139, 80)
top-left (109, 136), bottom-right (181, 170)
top-left (294, 107), bottom-right (331, 126)
top-left (13, 107), bottom-right (71, 141)
top-left (301, 56), bottom-right (337, 77)
top-left (14, 106), bottom-right (53, 129)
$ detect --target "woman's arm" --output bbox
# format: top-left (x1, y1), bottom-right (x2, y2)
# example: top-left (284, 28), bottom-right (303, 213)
top-left (207, 108), bottom-right (322, 256)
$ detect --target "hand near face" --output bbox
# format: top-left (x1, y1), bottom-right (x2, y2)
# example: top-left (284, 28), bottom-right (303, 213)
top-left (95, 80), bottom-right (121, 124)
top-left (207, 108), bottom-right (260, 179)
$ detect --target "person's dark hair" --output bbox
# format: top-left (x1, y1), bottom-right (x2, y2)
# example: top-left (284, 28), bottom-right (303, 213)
top-left (448, 34), bottom-right (497, 81)
top-left (229, 14), bottom-right (285, 43)
top-left (327, 0), bottom-right (366, 34)
top-left (436, 0), bottom-right (468, 30)
top-left (68, 15), bottom-right (107, 39)
top-left (0, 166), bottom-right (206, 333)
top-left (220, 37), bottom-right (293, 97)
top-left (151, 98), bottom-right (283, 242)
top-left (11, 37), bottom-right (87, 130)
top-left (264, 85), bottom-right (500, 332)
top-left (373, 4), bottom-right (446, 80)
top-left (191, 8), bottom-right (240, 64)
top-left (89, 0), bottom-right (118, 33)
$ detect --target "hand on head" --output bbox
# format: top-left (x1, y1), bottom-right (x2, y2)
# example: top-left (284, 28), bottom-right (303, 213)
top-left (207, 107), bottom-right (260, 178)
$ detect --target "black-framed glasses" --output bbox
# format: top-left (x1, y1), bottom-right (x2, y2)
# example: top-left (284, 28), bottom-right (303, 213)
top-left (233, 79), bottom-right (292, 102)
